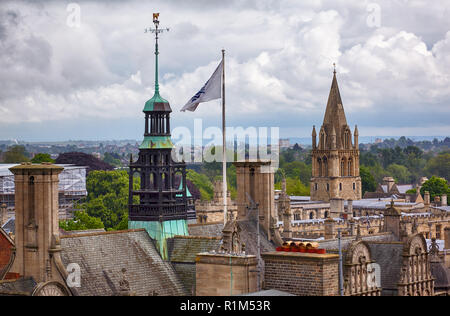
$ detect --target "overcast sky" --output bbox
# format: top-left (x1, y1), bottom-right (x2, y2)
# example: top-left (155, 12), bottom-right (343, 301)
top-left (1, 0), bottom-right (450, 141)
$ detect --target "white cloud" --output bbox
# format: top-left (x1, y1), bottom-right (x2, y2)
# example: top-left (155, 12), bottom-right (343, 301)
top-left (0, 0), bottom-right (450, 139)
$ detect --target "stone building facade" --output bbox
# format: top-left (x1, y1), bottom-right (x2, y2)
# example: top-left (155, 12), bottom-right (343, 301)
top-left (194, 180), bottom-right (237, 223)
top-left (310, 70), bottom-right (361, 202)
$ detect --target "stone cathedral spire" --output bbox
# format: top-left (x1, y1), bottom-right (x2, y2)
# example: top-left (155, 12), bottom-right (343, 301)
top-left (310, 69), bottom-right (361, 202)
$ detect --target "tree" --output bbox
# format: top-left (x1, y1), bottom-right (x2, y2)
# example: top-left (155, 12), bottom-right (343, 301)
top-left (281, 161), bottom-right (312, 186)
top-left (3, 145), bottom-right (30, 163)
top-left (386, 163), bottom-right (412, 184)
top-left (31, 153), bottom-right (55, 164)
top-left (360, 166), bottom-right (377, 196)
top-left (78, 170), bottom-right (137, 230)
top-left (420, 176), bottom-right (449, 205)
top-left (186, 169), bottom-right (214, 200)
top-left (103, 152), bottom-right (122, 167)
top-left (59, 210), bottom-right (105, 231)
top-left (275, 178), bottom-right (310, 196)
top-left (425, 152), bottom-right (450, 181)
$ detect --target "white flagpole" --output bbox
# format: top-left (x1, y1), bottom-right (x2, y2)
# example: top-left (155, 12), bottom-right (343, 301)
top-left (222, 49), bottom-right (227, 225)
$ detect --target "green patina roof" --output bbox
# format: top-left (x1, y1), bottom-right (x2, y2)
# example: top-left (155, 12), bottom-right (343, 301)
top-left (139, 135), bottom-right (174, 149)
top-left (143, 91), bottom-right (171, 112)
top-left (176, 179), bottom-right (192, 198)
top-left (128, 219), bottom-right (188, 260)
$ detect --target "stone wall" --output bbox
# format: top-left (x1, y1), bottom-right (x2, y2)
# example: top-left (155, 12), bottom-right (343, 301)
top-left (196, 253), bottom-right (258, 296)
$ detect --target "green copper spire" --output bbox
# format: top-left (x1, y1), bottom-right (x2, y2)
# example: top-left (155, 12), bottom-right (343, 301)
top-left (143, 13), bottom-right (170, 112)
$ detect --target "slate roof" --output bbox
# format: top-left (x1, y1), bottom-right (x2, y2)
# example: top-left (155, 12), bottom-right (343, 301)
top-left (242, 289), bottom-right (295, 296)
top-left (1, 217), bottom-right (14, 235)
top-left (188, 222), bottom-right (224, 237)
top-left (0, 277), bottom-right (37, 296)
top-left (167, 235), bottom-right (222, 263)
top-left (366, 242), bottom-right (404, 292)
top-left (60, 229), bottom-right (186, 296)
top-left (430, 261), bottom-right (450, 289)
top-left (237, 220), bottom-right (276, 255)
top-left (318, 233), bottom-right (395, 251)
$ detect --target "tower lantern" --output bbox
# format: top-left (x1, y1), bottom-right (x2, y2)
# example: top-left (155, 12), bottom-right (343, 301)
top-left (128, 14), bottom-right (188, 259)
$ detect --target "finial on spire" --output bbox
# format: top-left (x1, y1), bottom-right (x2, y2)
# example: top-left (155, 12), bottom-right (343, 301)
top-left (145, 13), bottom-right (170, 95)
top-left (333, 63), bottom-right (336, 74)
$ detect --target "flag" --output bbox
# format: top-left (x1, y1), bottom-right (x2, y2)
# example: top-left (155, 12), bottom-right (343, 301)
top-left (181, 60), bottom-right (223, 112)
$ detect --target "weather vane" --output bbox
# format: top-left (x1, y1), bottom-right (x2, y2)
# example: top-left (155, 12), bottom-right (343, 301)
top-left (144, 13), bottom-right (170, 39)
top-left (144, 13), bottom-right (170, 94)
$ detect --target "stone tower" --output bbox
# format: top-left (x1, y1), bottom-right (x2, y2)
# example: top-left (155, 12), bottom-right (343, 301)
top-left (310, 69), bottom-right (361, 202)
top-left (8, 163), bottom-right (66, 284)
top-left (128, 14), bottom-right (188, 260)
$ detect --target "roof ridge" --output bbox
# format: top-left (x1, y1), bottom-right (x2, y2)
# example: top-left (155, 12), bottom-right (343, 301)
top-left (60, 228), bottom-right (146, 239)
top-left (172, 235), bottom-right (221, 240)
top-left (188, 221), bottom-right (223, 227)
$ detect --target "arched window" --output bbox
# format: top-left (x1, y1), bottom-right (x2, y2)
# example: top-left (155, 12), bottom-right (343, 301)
top-left (317, 158), bottom-right (322, 177)
top-left (348, 158), bottom-right (353, 176)
top-left (324, 211), bottom-right (329, 218)
top-left (309, 212), bottom-right (314, 220)
top-left (340, 158), bottom-right (345, 176)
top-left (339, 183), bottom-right (342, 191)
top-left (323, 157), bottom-right (328, 177)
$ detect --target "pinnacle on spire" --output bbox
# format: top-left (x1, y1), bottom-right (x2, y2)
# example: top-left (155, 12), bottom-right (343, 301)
top-left (312, 125), bottom-right (317, 137)
top-left (354, 124), bottom-right (359, 136)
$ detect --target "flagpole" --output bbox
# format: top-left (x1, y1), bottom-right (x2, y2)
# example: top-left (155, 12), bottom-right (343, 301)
top-left (222, 49), bottom-right (227, 225)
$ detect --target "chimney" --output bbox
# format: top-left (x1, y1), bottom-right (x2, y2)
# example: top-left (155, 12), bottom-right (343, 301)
top-left (434, 196), bottom-right (441, 206)
top-left (324, 218), bottom-right (336, 240)
top-left (444, 227), bottom-right (450, 250)
top-left (383, 177), bottom-right (395, 193)
top-left (8, 163), bottom-right (64, 283)
top-left (384, 201), bottom-right (401, 240)
top-left (330, 198), bottom-right (344, 218)
top-left (346, 199), bottom-right (354, 219)
top-left (424, 191), bottom-right (430, 206)
top-left (441, 194), bottom-right (447, 206)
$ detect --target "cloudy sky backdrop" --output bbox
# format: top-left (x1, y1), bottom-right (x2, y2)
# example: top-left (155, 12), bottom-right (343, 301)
top-left (1, 0), bottom-right (450, 141)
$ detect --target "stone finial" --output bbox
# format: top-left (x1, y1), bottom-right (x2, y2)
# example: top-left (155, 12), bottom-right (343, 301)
top-left (118, 268), bottom-right (131, 296)
top-left (429, 238), bottom-right (440, 262)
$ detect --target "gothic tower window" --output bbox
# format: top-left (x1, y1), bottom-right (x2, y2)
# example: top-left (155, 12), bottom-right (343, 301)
top-left (317, 158), bottom-right (322, 177)
top-left (323, 157), bottom-right (328, 177)
top-left (348, 158), bottom-right (353, 176)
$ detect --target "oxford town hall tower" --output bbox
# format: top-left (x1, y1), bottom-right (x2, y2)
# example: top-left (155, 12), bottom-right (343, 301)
top-left (310, 68), bottom-right (362, 202)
